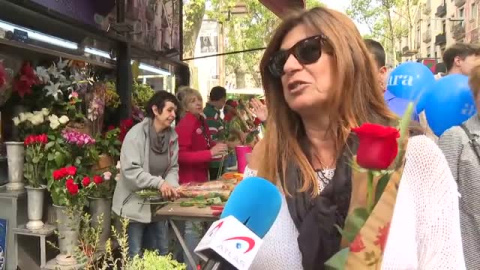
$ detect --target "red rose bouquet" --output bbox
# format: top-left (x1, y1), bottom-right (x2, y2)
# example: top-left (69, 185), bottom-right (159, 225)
top-left (48, 166), bottom-right (88, 210)
top-left (23, 134), bottom-right (48, 188)
top-left (326, 103), bottom-right (414, 269)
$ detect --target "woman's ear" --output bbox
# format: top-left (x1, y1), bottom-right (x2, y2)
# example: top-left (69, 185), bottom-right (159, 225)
top-left (151, 105), bottom-right (159, 116)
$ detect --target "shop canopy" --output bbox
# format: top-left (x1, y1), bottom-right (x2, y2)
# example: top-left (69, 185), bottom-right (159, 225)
top-left (259, 0), bottom-right (306, 18)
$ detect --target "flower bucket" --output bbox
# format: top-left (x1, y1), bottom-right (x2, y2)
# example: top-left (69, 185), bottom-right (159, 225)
top-left (235, 145), bottom-right (253, 174)
top-left (26, 185), bottom-right (46, 230)
top-left (5, 141), bottom-right (25, 191)
top-left (54, 205), bottom-right (80, 266)
top-left (88, 197), bottom-right (112, 251)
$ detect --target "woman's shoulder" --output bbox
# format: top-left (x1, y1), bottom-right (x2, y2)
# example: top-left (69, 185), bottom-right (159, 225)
top-left (404, 135), bottom-right (458, 194)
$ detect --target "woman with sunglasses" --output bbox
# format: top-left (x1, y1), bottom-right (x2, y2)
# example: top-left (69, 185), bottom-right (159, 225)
top-left (246, 7), bottom-right (465, 270)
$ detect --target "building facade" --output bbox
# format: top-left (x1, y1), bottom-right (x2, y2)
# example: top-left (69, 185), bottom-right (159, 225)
top-left (395, 0), bottom-right (479, 64)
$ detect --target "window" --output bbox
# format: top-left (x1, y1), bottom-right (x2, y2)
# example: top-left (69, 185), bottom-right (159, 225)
top-left (427, 46), bottom-right (431, 54)
top-left (472, 3), bottom-right (478, 25)
top-left (459, 8), bottom-right (464, 19)
top-left (442, 21), bottom-right (446, 33)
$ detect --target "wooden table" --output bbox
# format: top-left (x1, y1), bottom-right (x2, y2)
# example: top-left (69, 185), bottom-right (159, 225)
top-left (153, 199), bottom-right (220, 269)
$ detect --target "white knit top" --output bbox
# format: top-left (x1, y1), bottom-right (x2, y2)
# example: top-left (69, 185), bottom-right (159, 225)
top-left (248, 135), bottom-right (466, 270)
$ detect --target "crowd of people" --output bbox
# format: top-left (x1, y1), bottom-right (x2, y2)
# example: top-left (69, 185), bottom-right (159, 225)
top-left (111, 6), bottom-right (480, 270)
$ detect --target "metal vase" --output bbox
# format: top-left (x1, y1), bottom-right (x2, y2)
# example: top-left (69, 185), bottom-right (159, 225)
top-left (5, 141), bottom-right (25, 191)
top-left (89, 197), bottom-right (112, 251)
top-left (25, 185), bottom-right (45, 230)
top-left (54, 205), bottom-right (80, 266)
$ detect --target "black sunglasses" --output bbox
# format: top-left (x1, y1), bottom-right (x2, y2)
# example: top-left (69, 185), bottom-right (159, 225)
top-left (267, 35), bottom-right (327, 78)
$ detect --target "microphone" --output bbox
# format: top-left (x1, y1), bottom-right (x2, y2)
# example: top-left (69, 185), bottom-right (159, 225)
top-left (195, 177), bottom-right (282, 270)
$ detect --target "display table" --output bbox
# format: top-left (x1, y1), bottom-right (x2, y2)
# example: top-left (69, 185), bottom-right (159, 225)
top-left (0, 186), bottom-right (27, 270)
top-left (13, 224), bottom-right (56, 269)
top-left (154, 199), bottom-right (219, 269)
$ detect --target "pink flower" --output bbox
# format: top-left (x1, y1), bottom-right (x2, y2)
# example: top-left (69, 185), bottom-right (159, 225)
top-left (102, 171), bottom-right (112, 181)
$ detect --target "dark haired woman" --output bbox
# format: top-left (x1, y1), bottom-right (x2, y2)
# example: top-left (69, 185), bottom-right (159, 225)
top-left (112, 90), bottom-right (180, 258)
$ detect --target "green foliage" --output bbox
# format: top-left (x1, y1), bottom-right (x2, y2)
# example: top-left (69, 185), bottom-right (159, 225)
top-left (183, 0), bottom-right (323, 88)
top-left (132, 83), bottom-right (155, 111)
top-left (128, 251), bottom-right (186, 270)
top-left (95, 128), bottom-right (122, 162)
top-left (347, 0), bottom-right (416, 66)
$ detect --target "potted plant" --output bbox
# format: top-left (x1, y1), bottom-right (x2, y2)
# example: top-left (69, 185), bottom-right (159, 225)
top-left (23, 134), bottom-right (48, 230)
top-left (61, 129), bottom-right (99, 170)
top-left (48, 165), bottom-right (88, 266)
top-left (93, 128), bottom-right (121, 173)
top-left (83, 168), bottom-right (117, 251)
top-left (8, 108), bottom-right (50, 190)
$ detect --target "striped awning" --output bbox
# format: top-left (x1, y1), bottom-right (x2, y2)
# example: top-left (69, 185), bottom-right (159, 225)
top-left (259, 0), bottom-right (305, 18)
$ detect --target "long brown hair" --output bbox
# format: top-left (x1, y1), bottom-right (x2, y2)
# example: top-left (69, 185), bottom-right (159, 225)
top-left (257, 7), bottom-right (396, 197)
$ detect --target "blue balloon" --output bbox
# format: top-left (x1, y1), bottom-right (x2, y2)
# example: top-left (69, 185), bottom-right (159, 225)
top-left (425, 74), bottom-right (477, 137)
top-left (387, 62), bottom-right (435, 112)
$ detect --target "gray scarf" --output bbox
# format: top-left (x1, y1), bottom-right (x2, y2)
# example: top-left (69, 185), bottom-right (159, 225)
top-left (149, 122), bottom-right (170, 154)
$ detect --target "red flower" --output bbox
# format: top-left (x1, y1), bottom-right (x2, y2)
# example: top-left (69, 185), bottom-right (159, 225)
top-left (253, 117), bottom-right (262, 126)
top-left (107, 125), bottom-right (115, 131)
top-left (224, 113), bottom-right (234, 122)
top-left (13, 62), bottom-right (39, 98)
top-left (65, 178), bottom-right (75, 187)
top-left (374, 223), bottom-right (390, 253)
top-left (66, 166), bottom-right (77, 176)
top-left (120, 118), bottom-right (134, 129)
top-left (66, 181), bottom-right (79, 195)
top-left (82, 176), bottom-right (91, 187)
top-left (53, 169), bottom-right (66, 180)
top-left (349, 234), bottom-right (366, 253)
top-left (93, 175), bottom-right (103, 185)
top-left (24, 135), bottom-right (33, 146)
top-left (0, 62), bottom-right (6, 88)
top-left (352, 123), bottom-right (400, 170)
top-left (37, 134), bottom-right (48, 144)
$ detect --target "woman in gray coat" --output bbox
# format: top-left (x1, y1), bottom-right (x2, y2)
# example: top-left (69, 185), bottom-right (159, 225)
top-left (112, 90), bottom-right (180, 258)
top-left (438, 65), bottom-right (480, 269)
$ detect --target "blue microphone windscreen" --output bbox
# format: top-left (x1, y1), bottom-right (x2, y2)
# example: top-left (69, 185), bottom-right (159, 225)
top-left (221, 176), bottom-right (282, 238)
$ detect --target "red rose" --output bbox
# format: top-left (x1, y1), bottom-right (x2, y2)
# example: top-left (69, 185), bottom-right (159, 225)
top-left (53, 170), bottom-right (63, 180)
top-left (59, 167), bottom-right (68, 178)
top-left (66, 182), bottom-right (79, 195)
top-left (24, 135), bottom-right (32, 146)
top-left (107, 125), bottom-right (115, 131)
top-left (349, 234), bottom-right (366, 253)
top-left (93, 175), bottom-right (103, 185)
top-left (39, 134), bottom-right (48, 144)
top-left (65, 178), bottom-right (75, 188)
top-left (82, 176), bottom-right (91, 187)
top-left (66, 166), bottom-right (77, 176)
top-left (352, 123), bottom-right (400, 170)
top-left (253, 117), bottom-right (262, 126)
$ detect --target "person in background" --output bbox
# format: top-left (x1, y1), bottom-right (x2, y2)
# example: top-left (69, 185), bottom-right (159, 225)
top-left (112, 91), bottom-right (180, 258)
top-left (443, 43), bottom-right (480, 76)
top-left (364, 39), bottom-right (420, 122)
top-left (438, 64), bottom-right (480, 269)
top-left (203, 86), bottom-right (227, 180)
top-left (175, 87), bottom-right (228, 270)
top-left (433, 62), bottom-right (447, 79)
top-left (250, 97), bottom-right (268, 124)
